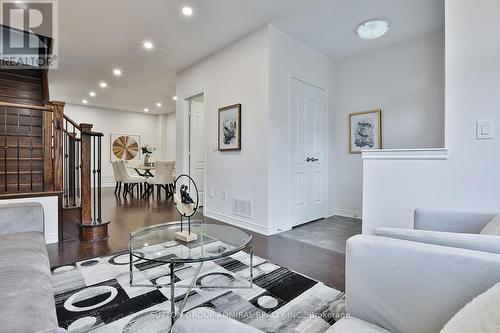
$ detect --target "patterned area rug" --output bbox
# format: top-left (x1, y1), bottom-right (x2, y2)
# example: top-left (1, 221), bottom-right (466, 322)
top-left (51, 243), bottom-right (343, 332)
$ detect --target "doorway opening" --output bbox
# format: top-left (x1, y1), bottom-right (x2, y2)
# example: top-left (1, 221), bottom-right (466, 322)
top-left (186, 93), bottom-right (205, 206)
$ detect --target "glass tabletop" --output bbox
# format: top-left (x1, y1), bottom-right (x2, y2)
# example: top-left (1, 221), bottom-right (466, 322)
top-left (127, 221), bottom-right (252, 263)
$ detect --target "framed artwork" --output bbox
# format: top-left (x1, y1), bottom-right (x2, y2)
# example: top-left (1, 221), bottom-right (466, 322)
top-left (218, 104), bottom-right (241, 151)
top-left (349, 110), bottom-right (382, 154)
top-left (110, 134), bottom-right (141, 161)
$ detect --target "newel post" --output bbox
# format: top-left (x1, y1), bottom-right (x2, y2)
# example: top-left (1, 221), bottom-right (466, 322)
top-left (80, 123), bottom-right (93, 226)
top-left (79, 123), bottom-right (109, 242)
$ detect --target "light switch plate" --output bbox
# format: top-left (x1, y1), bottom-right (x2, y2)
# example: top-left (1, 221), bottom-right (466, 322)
top-left (476, 120), bottom-right (494, 139)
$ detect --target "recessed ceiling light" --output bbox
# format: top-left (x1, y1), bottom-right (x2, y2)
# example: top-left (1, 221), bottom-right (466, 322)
top-left (357, 20), bottom-right (390, 40)
top-left (113, 68), bottom-right (122, 76)
top-left (182, 6), bottom-right (193, 16)
top-left (82, 99), bottom-right (88, 104)
top-left (144, 108), bottom-right (149, 112)
top-left (99, 82), bottom-right (108, 88)
top-left (156, 102), bottom-right (162, 107)
top-left (173, 96), bottom-right (178, 101)
top-left (89, 91), bottom-right (96, 97)
top-left (143, 41), bottom-right (154, 50)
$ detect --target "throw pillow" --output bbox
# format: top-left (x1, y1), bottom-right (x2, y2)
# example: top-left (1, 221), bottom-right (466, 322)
top-left (440, 282), bottom-right (500, 333)
top-left (480, 214), bottom-right (500, 235)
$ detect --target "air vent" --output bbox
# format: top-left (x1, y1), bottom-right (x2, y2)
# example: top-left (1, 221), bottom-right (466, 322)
top-left (233, 198), bottom-right (253, 219)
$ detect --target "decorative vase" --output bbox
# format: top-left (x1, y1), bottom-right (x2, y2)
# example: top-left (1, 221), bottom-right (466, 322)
top-left (144, 154), bottom-right (150, 166)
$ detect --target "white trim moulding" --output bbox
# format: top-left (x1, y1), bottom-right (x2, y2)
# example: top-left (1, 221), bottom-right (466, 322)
top-left (362, 148), bottom-right (449, 160)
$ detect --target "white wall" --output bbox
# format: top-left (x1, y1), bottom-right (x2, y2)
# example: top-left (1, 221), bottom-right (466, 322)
top-left (268, 25), bottom-right (336, 230)
top-left (64, 104), bottom-right (161, 186)
top-left (159, 113), bottom-right (176, 160)
top-left (335, 32), bottom-right (445, 217)
top-left (362, 0), bottom-right (500, 233)
top-left (176, 27), bottom-right (271, 234)
top-left (176, 25), bottom-right (339, 235)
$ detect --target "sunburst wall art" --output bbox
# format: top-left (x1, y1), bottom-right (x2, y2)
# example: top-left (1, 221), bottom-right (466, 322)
top-left (110, 134), bottom-right (141, 162)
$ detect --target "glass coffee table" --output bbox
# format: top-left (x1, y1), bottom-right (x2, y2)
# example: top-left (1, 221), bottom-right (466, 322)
top-left (127, 221), bottom-right (254, 326)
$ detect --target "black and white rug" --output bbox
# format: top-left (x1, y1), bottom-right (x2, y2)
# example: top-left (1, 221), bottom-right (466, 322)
top-left (51, 244), bottom-right (343, 332)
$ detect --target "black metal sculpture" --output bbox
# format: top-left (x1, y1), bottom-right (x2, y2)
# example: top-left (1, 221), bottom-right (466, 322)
top-left (173, 174), bottom-right (199, 243)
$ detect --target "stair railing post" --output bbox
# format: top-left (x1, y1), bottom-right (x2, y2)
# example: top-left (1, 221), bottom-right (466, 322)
top-left (51, 101), bottom-right (65, 192)
top-left (51, 101), bottom-right (65, 243)
top-left (80, 123), bottom-right (93, 227)
top-left (68, 132), bottom-right (76, 207)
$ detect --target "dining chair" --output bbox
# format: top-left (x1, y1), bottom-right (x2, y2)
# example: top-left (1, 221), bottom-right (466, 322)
top-left (116, 160), bottom-right (146, 197)
top-left (146, 161), bottom-right (175, 199)
top-left (111, 161), bottom-right (123, 195)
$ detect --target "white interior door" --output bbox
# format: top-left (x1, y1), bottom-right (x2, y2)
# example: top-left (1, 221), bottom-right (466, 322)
top-left (189, 95), bottom-right (205, 206)
top-left (290, 78), bottom-right (327, 227)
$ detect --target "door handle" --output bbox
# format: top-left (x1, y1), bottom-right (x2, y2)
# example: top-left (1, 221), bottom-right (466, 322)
top-left (312, 158), bottom-right (319, 162)
top-left (306, 158), bottom-right (313, 162)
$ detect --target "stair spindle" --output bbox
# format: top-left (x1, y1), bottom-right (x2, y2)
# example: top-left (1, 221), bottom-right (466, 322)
top-left (3, 106), bottom-right (7, 192)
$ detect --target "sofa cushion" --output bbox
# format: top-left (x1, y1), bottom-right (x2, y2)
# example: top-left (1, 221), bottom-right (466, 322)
top-left (374, 227), bottom-right (500, 254)
top-left (480, 214), bottom-right (500, 236)
top-left (0, 232), bottom-right (59, 333)
top-left (441, 282), bottom-right (500, 333)
top-left (326, 318), bottom-right (392, 333)
top-left (0, 202), bottom-right (44, 235)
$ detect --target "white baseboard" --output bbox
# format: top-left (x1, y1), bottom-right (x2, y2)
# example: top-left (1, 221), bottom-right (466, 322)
top-left (204, 210), bottom-right (287, 236)
top-left (100, 181), bottom-right (116, 188)
top-left (329, 209), bottom-right (362, 220)
top-left (45, 233), bottom-right (59, 244)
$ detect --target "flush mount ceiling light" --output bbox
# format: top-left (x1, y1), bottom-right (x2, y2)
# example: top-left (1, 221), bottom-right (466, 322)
top-left (156, 102), bottom-right (162, 107)
top-left (99, 82), bottom-right (108, 88)
top-left (89, 91), bottom-right (96, 97)
top-left (144, 108), bottom-right (149, 112)
top-left (143, 41), bottom-right (154, 50)
top-left (172, 96), bottom-right (178, 101)
top-left (182, 6), bottom-right (193, 16)
top-left (357, 19), bottom-right (390, 40)
top-left (82, 99), bottom-right (88, 104)
top-left (112, 68), bottom-right (122, 76)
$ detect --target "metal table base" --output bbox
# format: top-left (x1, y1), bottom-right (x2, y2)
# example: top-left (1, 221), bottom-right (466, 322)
top-left (129, 244), bottom-right (254, 327)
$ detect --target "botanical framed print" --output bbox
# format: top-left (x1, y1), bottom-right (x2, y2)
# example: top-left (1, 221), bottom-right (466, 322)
top-left (218, 104), bottom-right (241, 151)
top-left (349, 110), bottom-right (382, 154)
top-left (110, 133), bottom-right (141, 161)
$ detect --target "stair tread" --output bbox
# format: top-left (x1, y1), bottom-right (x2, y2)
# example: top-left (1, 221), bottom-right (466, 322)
top-left (1, 171), bottom-right (43, 174)
top-left (0, 157), bottom-right (43, 160)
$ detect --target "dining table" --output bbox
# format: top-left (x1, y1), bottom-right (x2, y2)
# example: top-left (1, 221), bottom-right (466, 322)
top-left (126, 164), bottom-right (177, 179)
top-left (128, 164), bottom-right (156, 178)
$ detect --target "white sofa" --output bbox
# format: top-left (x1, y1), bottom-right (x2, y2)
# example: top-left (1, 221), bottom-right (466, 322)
top-left (172, 232), bottom-right (500, 333)
top-left (326, 235), bottom-right (500, 333)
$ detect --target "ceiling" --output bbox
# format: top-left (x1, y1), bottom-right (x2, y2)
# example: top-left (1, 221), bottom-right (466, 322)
top-left (49, 0), bottom-right (444, 114)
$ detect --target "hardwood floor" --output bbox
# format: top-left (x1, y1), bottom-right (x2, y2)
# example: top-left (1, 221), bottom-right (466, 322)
top-left (48, 187), bottom-right (346, 291)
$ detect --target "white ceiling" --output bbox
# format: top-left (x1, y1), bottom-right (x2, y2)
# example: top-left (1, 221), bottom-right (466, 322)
top-left (49, 0), bottom-right (444, 114)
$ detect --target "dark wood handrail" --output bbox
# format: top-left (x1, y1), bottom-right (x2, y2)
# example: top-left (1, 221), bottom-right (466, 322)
top-left (63, 114), bottom-right (80, 130)
top-left (0, 101), bottom-right (54, 112)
